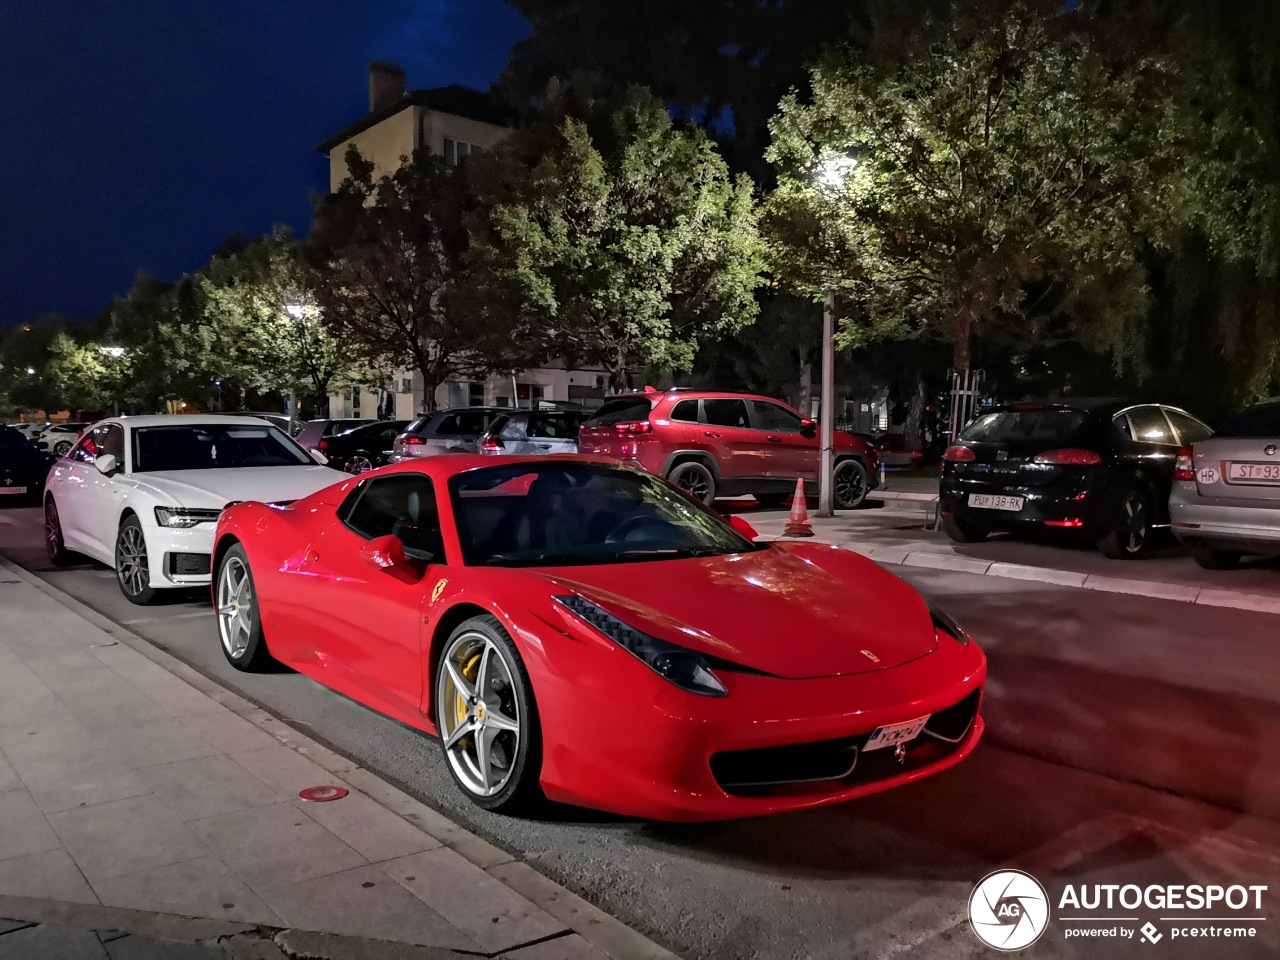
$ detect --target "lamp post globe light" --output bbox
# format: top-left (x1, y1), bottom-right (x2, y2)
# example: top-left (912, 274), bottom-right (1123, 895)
top-left (812, 149), bottom-right (860, 517)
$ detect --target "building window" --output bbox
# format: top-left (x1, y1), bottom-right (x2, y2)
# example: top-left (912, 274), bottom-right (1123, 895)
top-left (468, 382), bottom-right (484, 406)
top-left (441, 138), bottom-right (481, 166)
top-left (443, 138), bottom-right (456, 164)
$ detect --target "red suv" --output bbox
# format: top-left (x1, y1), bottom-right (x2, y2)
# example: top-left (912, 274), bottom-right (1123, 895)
top-left (578, 389), bottom-right (878, 508)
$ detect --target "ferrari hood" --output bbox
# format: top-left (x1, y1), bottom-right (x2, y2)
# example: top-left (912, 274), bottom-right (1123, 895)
top-left (133, 465), bottom-right (339, 510)
top-left (540, 544), bottom-right (938, 680)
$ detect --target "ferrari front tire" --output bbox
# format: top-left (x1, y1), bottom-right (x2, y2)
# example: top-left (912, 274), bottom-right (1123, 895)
top-left (435, 615), bottom-right (542, 814)
top-left (215, 545), bottom-right (276, 671)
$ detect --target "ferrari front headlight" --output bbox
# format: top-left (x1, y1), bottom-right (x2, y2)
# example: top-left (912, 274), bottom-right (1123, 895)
top-left (553, 594), bottom-right (728, 697)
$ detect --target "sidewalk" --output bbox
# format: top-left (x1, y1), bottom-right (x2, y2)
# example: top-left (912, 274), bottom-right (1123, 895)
top-left (0, 558), bottom-right (679, 960)
top-left (750, 512), bottom-right (1280, 614)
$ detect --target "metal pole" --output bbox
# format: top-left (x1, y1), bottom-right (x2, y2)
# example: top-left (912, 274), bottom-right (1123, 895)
top-left (818, 290), bottom-right (836, 517)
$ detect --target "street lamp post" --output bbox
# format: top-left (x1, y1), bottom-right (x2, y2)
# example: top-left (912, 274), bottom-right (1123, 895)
top-left (812, 149), bottom-right (860, 517)
top-left (818, 291), bottom-right (836, 517)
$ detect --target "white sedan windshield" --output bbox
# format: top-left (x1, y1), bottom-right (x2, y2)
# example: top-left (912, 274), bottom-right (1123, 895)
top-left (133, 425), bottom-right (312, 472)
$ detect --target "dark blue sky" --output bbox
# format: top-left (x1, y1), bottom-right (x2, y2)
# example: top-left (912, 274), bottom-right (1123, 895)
top-left (0, 0), bottom-right (529, 329)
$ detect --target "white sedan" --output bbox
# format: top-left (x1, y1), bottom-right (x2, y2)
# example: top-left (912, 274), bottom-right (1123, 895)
top-left (44, 415), bottom-right (340, 604)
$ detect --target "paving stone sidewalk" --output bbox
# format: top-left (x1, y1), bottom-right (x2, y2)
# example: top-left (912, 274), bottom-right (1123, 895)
top-left (0, 561), bottom-right (670, 960)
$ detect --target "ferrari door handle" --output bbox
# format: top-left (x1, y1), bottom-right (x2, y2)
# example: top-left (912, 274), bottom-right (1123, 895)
top-left (704, 431), bottom-right (721, 438)
top-left (767, 436), bottom-right (782, 443)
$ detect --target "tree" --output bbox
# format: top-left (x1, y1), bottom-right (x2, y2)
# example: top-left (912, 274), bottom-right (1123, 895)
top-left (202, 231), bottom-right (349, 418)
top-left (764, 0), bottom-right (1185, 373)
top-left (311, 148), bottom-right (517, 412)
top-left (43, 333), bottom-right (123, 414)
top-left (499, 0), bottom-right (869, 177)
top-left (468, 87), bottom-right (767, 388)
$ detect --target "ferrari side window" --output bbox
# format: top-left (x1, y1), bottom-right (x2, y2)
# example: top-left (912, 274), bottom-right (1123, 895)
top-left (342, 475), bottom-right (446, 563)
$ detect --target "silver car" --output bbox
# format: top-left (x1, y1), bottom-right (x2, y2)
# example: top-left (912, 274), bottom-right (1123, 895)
top-left (479, 411), bottom-right (588, 456)
top-left (1170, 398), bottom-right (1280, 568)
top-left (392, 407), bottom-right (506, 460)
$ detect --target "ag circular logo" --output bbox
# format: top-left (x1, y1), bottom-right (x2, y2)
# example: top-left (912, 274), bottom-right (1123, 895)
top-left (969, 869), bottom-right (1049, 951)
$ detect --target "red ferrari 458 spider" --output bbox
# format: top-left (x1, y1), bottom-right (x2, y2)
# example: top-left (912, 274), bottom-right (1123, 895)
top-left (211, 456), bottom-right (985, 821)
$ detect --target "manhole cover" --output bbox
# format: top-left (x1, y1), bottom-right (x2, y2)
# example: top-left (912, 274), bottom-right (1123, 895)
top-left (298, 785), bottom-right (348, 802)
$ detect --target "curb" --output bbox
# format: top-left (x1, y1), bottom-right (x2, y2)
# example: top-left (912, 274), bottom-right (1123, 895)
top-left (758, 534), bottom-right (1280, 613)
top-left (869, 490), bottom-right (938, 503)
top-left (0, 555), bottom-right (682, 960)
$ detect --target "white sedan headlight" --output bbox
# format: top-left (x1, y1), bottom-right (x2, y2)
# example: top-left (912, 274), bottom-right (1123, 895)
top-left (154, 507), bottom-right (222, 528)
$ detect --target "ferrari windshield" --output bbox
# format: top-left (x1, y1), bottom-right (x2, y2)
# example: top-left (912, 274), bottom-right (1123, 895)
top-left (132, 424), bottom-right (313, 472)
top-left (449, 461), bottom-right (757, 566)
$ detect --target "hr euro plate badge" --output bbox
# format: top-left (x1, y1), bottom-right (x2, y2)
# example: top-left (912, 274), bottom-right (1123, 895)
top-left (864, 715), bottom-right (929, 751)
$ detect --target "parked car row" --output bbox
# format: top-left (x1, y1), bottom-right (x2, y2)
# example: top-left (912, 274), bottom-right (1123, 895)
top-left (939, 397), bottom-right (1280, 567)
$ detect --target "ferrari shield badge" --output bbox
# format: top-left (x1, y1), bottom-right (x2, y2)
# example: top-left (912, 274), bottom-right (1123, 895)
top-left (861, 649), bottom-right (880, 663)
top-left (431, 578), bottom-right (449, 603)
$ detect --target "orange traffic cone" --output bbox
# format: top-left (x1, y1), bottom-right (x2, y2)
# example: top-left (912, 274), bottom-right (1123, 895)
top-left (783, 477), bottom-right (813, 537)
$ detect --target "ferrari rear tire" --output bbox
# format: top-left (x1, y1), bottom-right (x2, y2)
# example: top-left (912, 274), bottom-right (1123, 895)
top-left (435, 615), bottom-right (542, 814)
top-left (115, 515), bottom-right (159, 606)
top-left (215, 545), bottom-right (276, 672)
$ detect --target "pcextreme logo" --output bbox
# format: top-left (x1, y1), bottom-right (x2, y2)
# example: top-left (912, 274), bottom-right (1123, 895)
top-left (969, 870), bottom-right (1050, 951)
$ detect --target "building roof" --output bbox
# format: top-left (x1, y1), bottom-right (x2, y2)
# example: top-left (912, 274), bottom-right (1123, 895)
top-left (315, 85), bottom-right (510, 154)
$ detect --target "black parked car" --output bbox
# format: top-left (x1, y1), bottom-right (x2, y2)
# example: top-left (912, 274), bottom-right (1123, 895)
top-left (0, 425), bottom-right (56, 503)
top-left (318, 420), bottom-right (411, 474)
top-left (939, 399), bottom-right (1212, 558)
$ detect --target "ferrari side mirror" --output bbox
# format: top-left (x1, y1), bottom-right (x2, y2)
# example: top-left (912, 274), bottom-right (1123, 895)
top-left (727, 514), bottom-right (759, 541)
top-left (361, 534), bottom-right (407, 570)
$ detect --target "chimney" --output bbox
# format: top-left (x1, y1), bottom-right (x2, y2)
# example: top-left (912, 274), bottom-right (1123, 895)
top-left (369, 61), bottom-right (405, 113)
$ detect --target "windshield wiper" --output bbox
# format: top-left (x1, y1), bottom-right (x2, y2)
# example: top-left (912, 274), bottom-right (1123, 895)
top-left (616, 546), bottom-right (727, 560)
top-left (486, 551), bottom-right (593, 567)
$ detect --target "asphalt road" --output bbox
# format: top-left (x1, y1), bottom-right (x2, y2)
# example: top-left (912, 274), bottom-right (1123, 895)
top-left (3, 502), bottom-right (1280, 959)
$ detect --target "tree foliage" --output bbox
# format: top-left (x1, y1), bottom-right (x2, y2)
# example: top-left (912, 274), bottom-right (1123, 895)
top-left (311, 148), bottom-right (518, 410)
top-left (765, 0), bottom-right (1185, 370)
top-left (467, 87), bottom-right (767, 387)
top-left (202, 231), bottom-right (348, 417)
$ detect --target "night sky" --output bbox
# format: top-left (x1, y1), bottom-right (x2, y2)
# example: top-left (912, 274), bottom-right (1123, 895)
top-left (0, 0), bottom-right (529, 330)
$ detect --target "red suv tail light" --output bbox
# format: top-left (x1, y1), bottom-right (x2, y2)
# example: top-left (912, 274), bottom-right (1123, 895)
top-left (402, 436), bottom-right (426, 446)
top-left (1174, 444), bottom-right (1194, 482)
top-left (614, 421), bottom-right (652, 435)
top-left (317, 439), bottom-right (328, 451)
top-left (942, 445), bottom-right (975, 462)
top-left (480, 438), bottom-right (503, 454)
top-left (1032, 448), bottom-right (1102, 465)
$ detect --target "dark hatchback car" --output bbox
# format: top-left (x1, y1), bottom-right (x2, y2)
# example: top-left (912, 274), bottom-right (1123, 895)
top-left (939, 400), bottom-right (1212, 558)
top-left (0, 425), bottom-right (56, 502)
top-left (318, 419), bottom-right (411, 474)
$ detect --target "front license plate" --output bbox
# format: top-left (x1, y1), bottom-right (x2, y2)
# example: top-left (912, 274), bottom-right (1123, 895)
top-left (0, 486), bottom-right (28, 495)
top-left (1228, 462), bottom-right (1280, 484)
top-left (863, 716), bottom-right (930, 752)
top-left (968, 493), bottom-right (1024, 511)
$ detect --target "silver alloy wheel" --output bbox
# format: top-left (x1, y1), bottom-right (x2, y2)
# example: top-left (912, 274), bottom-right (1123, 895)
top-left (54, 440), bottom-right (73, 456)
top-left (1121, 493), bottom-right (1148, 554)
top-left (437, 631), bottom-right (522, 798)
top-left (344, 455), bottom-right (374, 475)
top-left (45, 501), bottom-right (60, 555)
top-left (116, 524), bottom-right (149, 597)
top-left (216, 556), bottom-right (254, 659)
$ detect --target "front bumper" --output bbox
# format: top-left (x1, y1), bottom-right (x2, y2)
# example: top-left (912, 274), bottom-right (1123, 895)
top-left (146, 523), bottom-right (216, 588)
top-left (531, 628), bottom-right (986, 821)
top-left (1169, 482), bottom-right (1280, 554)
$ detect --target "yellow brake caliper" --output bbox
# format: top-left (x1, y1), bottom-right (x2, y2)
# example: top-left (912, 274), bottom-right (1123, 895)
top-left (454, 652), bottom-right (483, 729)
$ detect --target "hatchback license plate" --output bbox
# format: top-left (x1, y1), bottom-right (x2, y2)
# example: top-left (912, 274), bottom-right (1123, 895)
top-left (864, 716), bottom-right (930, 752)
top-left (1228, 462), bottom-right (1280, 484)
top-left (968, 494), bottom-right (1024, 511)
top-left (0, 486), bottom-right (27, 496)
